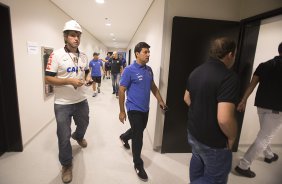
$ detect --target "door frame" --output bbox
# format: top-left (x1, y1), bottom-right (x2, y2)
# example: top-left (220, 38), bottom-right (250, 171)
top-left (233, 7), bottom-right (282, 151)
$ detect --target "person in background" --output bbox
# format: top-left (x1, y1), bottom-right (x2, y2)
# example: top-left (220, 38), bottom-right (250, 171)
top-left (104, 52), bottom-right (111, 79)
top-left (108, 51), bottom-right (123, 98)
top-left (45, 20), bottom-right (91, 183)
top-left (184, 37), bottom-right (239, 184)
top-left (89, 52), bottom-right (104, 97)
top-left (118, 42), bottom-right (167, 181)
top-left (235, 42), bottom-right (282, 178)
top-left (119, 53), bottom-right (127, 68)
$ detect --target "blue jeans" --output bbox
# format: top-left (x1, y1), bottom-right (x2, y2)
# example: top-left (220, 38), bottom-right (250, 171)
top-left (54, 100), bottom-right (89, 166)
top-left (111, 73), bottom-right (120, 95)
top-left (188, 133), bottom-right (232, 184)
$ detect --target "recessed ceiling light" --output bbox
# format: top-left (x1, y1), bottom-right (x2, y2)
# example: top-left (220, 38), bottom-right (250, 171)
top-left (105, 18), bottom-right (111, 26)
top-left (96, 0), bottom-right (105, 4)
top-left (110, 33), bottom-right (114, 36)
top-left (112, 38), bottom-right (116, 41)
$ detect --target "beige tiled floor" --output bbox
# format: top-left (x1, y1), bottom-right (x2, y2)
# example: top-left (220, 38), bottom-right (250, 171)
top-left (0, 79), bottom-right (281, 184)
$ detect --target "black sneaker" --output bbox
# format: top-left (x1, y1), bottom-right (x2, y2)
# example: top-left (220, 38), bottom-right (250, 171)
top-left (112, 91), bottom-right (115, 94)
top-left (119, 135), bottom-right (130, 149)
top-left (235, 166), bottom-right (256, 178)
top-left (134, 166), bottom-right (148, 181)
top-left (264, 153), bottom-right (279, 163)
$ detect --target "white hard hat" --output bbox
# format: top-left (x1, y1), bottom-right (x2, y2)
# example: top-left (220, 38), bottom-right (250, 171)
top-left (63, 20), bottom-right (82, 33)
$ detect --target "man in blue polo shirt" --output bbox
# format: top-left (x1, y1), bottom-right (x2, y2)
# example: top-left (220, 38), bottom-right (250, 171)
top-left (118, 42), bottom-right (167, 181)
top-left (119, 53), bottom-right (127, 68)
top-left (89, 52), bottom-right (104, 97)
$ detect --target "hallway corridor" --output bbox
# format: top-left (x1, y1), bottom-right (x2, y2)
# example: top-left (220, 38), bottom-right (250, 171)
top-left (0, 79), bottom-right (281, 184)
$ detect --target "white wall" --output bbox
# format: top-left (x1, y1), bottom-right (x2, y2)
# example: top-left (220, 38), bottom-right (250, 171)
top-left (239, 15), bottom-right (282, 145)
top-left (126, 0), bottom-right (165, 147)
top-left (0, 0), bottom-right (107, 146)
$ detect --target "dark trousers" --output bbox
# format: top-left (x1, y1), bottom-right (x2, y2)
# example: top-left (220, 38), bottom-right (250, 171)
top-left (188, 133), bottom-right (232, 184)
top-left (121, 110), bottom-right (149, 167)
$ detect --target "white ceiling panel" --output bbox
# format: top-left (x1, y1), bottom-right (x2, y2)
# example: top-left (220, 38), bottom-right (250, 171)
top-left (51, 0), bottom-right (154, 49)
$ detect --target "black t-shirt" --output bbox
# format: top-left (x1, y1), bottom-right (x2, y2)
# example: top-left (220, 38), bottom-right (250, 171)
top-left (254, 56), bottom-right (282, 111)
top-left (187, 58), bottom-right (239, 148)
top-left (109, 58), bottom-right (122, 74)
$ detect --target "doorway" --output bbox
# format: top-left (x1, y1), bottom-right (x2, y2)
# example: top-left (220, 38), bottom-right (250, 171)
top-left (128, 49), bottom-right (131, 65)
top-left (0, 3), bottom-right (23, 154)
top-left (161, 8), bottom-right (282, 153)
top-left (161, 17), bottom-right (240, 153)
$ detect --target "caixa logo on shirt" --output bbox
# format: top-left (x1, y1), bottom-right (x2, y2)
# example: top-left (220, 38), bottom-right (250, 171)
top-left (67, 66), bottom-right (86, 73)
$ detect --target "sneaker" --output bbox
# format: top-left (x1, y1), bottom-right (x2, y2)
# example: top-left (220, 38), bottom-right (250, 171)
top-left (92, 93), bottom-right (97, 97)
top-left (235, 166), bottom-right (256, 178)
top-left (62, 164), bottom-right (73, 183)
top-left (119, 135), bottom-right (130, 149)
top-left (134, 166), bottom-right (148, 181)
top-left (71, 133), bottom-right (87, 148)
top-left (98, 87), bottom-right (101, 93)
top-left (112, 91), bottom-right (115, 94)
top-left (264, 153), bottom-right (279, 163)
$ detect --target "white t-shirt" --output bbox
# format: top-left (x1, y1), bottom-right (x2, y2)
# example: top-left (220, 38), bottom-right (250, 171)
top-left (46, 47), bottom-right (89, 104)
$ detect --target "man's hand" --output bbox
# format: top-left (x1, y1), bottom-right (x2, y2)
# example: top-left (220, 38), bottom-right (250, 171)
top-left (70, 78), bottom-right (84, 88)
top-left (119, 111), bottom-right (127, 124)
top-left (85, 79), bottom-right (93, 86)
top-left (227, 138), bottom-right (235, 150)
top-left (159, 102), bottom-right (168, 111)
top-left (237, 101), bottom-right (246, 112)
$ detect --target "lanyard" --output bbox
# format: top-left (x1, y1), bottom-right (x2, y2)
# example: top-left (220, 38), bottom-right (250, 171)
top-left (64, 46), bottom-right (80, 74)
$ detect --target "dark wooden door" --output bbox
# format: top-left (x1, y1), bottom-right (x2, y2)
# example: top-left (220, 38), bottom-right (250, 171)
top-left (161, 17), bottom-right (240, 153)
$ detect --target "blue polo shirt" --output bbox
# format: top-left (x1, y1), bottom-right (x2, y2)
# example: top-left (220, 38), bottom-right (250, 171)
top-left (120, 61), bottom-right (154, 112)
top-left (89, 59), bottom-right (103, 77)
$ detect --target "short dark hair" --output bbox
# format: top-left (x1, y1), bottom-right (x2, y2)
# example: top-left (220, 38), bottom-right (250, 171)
top-left (278, 42), bottom-right (282, 54)
top-left (93, 52), bottom-right (99, 56)
top-left (209, 37), bottom-right (236, 59)
top-left (134, 42), bottom-right (150, 57)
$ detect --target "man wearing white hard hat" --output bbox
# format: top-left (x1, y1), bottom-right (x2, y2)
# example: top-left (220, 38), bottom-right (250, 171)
top-left (45, 20), bottom-right (91, 183)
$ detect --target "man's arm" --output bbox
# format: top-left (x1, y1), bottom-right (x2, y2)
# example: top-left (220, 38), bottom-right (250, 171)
top-left (119, 86), bottom-right (127, 123)
top-left (151, 81), bottom-right (166, 109)
top-left (217, 102), bottom-right (237, 150)
top-left (237, 75), bottom-right (259, 112)
top-left (120, 64), bottom-right (124, 74)
top-left (184, 90), bottom-right (191, 106)
top-left (101, 58), bottom-right (108, 62)
top-left (45, 75), bottom-right (84, 88)
top-left (85, 69), bottom-right (91, 81)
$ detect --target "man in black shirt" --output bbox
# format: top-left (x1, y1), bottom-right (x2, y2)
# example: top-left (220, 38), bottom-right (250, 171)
top-left (108, 51), bottom-right (123, 98)
top-left (235, 42), bottom-right (282, 178)
top-left (184, 37), bottom-right (239, 183)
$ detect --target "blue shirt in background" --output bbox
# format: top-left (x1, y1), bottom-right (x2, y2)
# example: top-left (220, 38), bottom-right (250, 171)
top-left (121, 58), bottom-right (126, 67)
top-left (89, 59), bottom-right (103, 76)
top-left (120, 61), bottom-right (153, 112)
